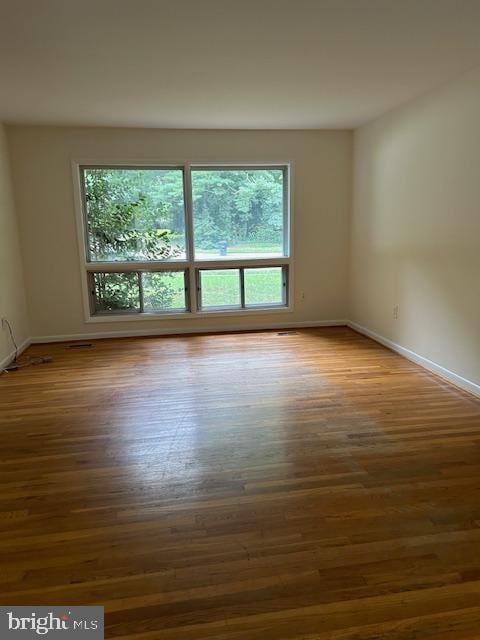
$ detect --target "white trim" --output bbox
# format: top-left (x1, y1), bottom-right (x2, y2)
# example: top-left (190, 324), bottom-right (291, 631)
top-left (0, 337), bottom-right (32, 371)
top-left (71, 160), bottom-right (94, 320)
top-left (30, 320), bottom-right (347, 344)
top-left (348, 321), bottom-right (480, 399)
top-left (85, 305), bottom-right (294, 323)
top-left (286, 162), bottom-right (295, 307)
top-left (184, 162), bottom-right (197, 314)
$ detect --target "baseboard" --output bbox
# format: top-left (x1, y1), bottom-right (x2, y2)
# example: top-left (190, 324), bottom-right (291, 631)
top-left (31, 319), bottom-right (348, 344)
top-left (0, 337), bottom-right (32, 371)
top-left (348, 320), bottom-right (480, 399)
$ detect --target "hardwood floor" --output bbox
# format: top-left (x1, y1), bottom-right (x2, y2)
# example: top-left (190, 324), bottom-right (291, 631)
top-left (1, 327), bottom-right (480, 639)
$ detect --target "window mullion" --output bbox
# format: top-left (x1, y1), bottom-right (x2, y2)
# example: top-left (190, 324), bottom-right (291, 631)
top-left (183, 270), bottom-right (190, 311)
top-left (85, 261), bottom-right (189, 273)
top-left (183, 163), bottom-right (195, 262)
top-left (283, 165), bottom-right (289, 257)
top-left (282, 266), bottom-right (288, 306)
top-left (196, 269), bottom-right (202, 311)
top-left (88, 271), bottom-right (96, 315)
top-left (240, 268), bottom-right (245, 309)
top-left (184, 163), bottom-right (198, 314)
top-left (138, 272), bottom-right (145, 313)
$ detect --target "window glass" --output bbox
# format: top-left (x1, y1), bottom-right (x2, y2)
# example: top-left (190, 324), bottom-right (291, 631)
top-left (244, 267), bottom-right (284, 306)
top-left (93, 272), bottom-right (140, 313)
top-left (142, 271), bottom-right (186, 312)
top-left (199, 269), bottom-right (241, 308)
top-left (83, 168), bottom-right (186, 262)
top-left (192, 168), bottom-right (285, 259)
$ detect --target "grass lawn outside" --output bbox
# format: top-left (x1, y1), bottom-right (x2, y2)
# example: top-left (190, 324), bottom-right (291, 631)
top-left (156, 267), bottom-right (284, 309)
top-left (195, 241), bottom-right (283, 260)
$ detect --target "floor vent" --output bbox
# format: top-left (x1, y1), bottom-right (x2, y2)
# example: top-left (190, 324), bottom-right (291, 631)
top-left (67, 343), bottom-right (93, 349)
top-left (277, 331), bottom-right (298, 336)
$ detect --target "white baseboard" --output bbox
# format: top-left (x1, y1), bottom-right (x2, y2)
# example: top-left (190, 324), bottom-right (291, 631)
top-left (348, 320), bottom-right (480, 399)
top-left (31, 319), bottom-right (348, 344)
top-left (0, 337), bottom-right (32, 371)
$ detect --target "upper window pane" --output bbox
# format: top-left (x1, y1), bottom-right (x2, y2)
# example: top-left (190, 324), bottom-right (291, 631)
top-left (191, 167), bottom-right (286, 260)
top-left (82, 167), bottom-right (186, 262)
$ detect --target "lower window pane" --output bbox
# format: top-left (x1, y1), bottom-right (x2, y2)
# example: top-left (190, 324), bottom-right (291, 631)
top-left (143, 271), bottom-right (186, 312)
top-left (244, 267), bottom-right (284, 306)
top-left (93, 272), bottom-right (140, 313)
top-left (200, 269), bottom-right (240, 308)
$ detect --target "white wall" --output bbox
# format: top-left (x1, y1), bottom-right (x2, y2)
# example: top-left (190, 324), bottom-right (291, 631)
top-left (7, 127), bottom-right (352, 339)
top-left (350, 68), bottom-right (480, 387)
top-left (0, 124), bottom-right (29, 365)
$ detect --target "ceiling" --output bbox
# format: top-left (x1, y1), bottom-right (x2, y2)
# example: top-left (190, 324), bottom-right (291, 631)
top-left (1, 0), bottom-right (480, 129)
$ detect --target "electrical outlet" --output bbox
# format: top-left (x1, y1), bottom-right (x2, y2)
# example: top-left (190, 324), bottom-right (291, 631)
top-left (393, 305), bottom-right (399, 320)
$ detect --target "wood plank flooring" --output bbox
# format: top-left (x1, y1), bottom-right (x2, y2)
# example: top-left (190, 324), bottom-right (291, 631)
top-left (1, 327), bottom-right (480, 639)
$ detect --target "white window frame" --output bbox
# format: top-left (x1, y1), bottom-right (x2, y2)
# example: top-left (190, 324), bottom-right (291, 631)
top-left (72, 161), bottom-right (294, 322)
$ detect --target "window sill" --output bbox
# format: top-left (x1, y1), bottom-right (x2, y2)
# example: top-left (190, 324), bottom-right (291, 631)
top-left (85, 306), bottom-right (294, 323)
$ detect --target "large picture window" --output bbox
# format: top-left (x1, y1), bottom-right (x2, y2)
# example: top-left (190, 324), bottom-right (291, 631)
top-left (77, 164), bottom-right (291, 319)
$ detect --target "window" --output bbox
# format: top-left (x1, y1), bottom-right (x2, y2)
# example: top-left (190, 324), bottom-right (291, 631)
top-left (198, 269), bottom-right (241, 309)
top-left (83, 167), bottom-right (186, 262)
top-left (191, 168), bottom-right (286, 259)
top-left (90, 271), bottom-right (188, 315)
top-left (77, 164), bottom-right (291, 319)
top-left (197, 267), bottom-right (287, 310)
top-left (244, 267), bottom-right (285, 306)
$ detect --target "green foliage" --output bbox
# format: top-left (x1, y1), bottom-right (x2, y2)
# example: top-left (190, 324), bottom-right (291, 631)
top-left (84, 169), bottom-right (183, 262)
top-left (93, 272), bottom-right (139, 312)
top-left (194, 215), bottom-right (219, 250)
top-left (143, 272), bottom-right (185, 312)
top-left (192, 169), bottom-right (284, 251)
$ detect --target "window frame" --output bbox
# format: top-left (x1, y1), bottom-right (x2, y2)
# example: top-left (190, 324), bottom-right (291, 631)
top-left (73, 161), bottom-right (294, 322)
top-left (88, 268), bottom-right (191, 316)
top-left (196, 265), bottom-right (289, 312)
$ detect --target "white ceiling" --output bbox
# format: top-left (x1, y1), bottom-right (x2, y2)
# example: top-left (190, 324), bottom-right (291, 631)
top-left (1, 0), bottom-right (480, 129)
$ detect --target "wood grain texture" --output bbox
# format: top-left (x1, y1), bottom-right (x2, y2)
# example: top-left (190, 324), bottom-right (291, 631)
top-left (1, 327), bottom-right (480, 639)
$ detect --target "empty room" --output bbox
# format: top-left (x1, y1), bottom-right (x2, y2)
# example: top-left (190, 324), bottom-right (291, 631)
top-left (1, 0), bottom-right (480, 638)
